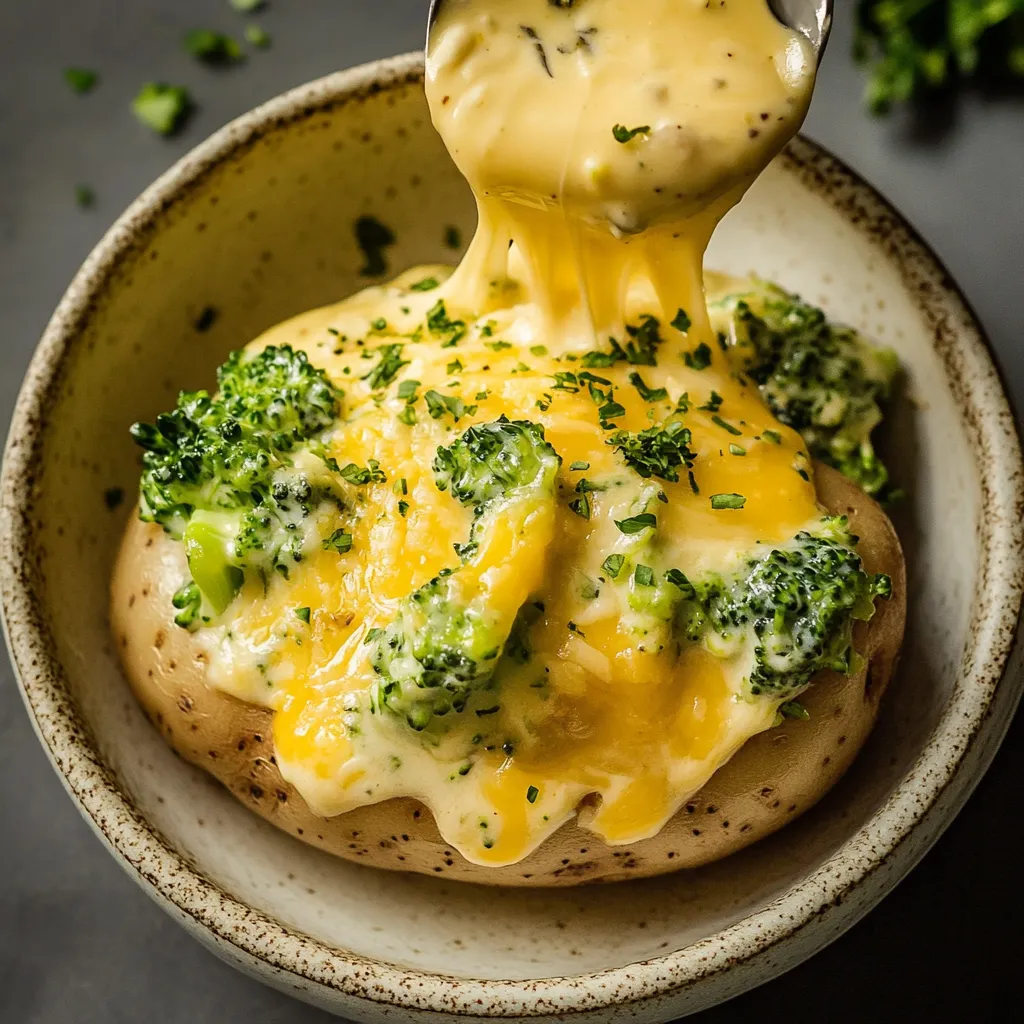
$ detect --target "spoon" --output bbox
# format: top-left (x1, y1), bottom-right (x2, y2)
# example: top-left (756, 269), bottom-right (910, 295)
top-left (427, 0), bottom-right (834, 60)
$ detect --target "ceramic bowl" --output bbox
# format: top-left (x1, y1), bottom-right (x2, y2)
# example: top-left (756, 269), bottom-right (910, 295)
top-left (3, 53), bottom-right (1023, 1022)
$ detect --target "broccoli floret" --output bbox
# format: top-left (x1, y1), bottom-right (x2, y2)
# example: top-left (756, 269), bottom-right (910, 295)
top-left (130, 345), bottom-right (344, 615)
top-left (709, 281), bottom-right (900, 497)
top-left (369, 418), bottom-right (560, 731)
top-left (680, 517), bottom-right (891, 701)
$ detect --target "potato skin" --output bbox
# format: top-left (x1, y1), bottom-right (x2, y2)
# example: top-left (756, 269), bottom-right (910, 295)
top-left (110, 463), bottom-right (905, 886)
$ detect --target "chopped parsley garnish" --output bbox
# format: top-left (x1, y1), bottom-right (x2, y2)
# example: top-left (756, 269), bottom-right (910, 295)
top-left (688, 470), bottom-right (699, 494)
top-left (445, 225), bottom-right (462, 249)
top-left (633, 564), bottom-right (655, 587)
top-left (568, 490), bottom-right (592, 520)
top-left (362, 343), bottom-right (409, 390)
top-left (447, 358), bottom-right (464, 375)
top-left (426, 299), bottom-right (467, 347)
top-left (526, 785), bottom-right (539, 804)
top-left (671, 308), bottom-right (692, 333)
top-left (364, 627), bottom-right (385, 644)
top-left (614, 513), bottom-right (657, 535)
top-left (569, 460), bottom-right (590, 471)
top-left (64, 68), bottom-right (98, 94)
top-left (552, 371), bottom-right (579, 392)
top-left (683, 342), bottom-right (712, 370)
top-left (183, 29), bottom-right (243, 63)
top-left (629, 371), bottom-right (668, 403)
top-left (612, 123), bottom-right (651, 143)
top-left (424, 390), bottom-right (476, 422)
top-left (710, 493), bottom-right (746, 510)
top-left (608, 422), bottom-right (695, 482)
top-left (339, 460), bottom-right (387, 485)
top-left (410, 277), bottom-right (440, 292)
top-left (75, 184), bottom-right (95, 209)
top-left (729, 443), bottom-right (747, 456)
top-left (530, 345), bottom-right (548, 356)
top-left (323, 529), bottom-right (354, 554)
top-left (665, 568), bottom-right (692, 591)
top-left (354, 215), bottom-right (395, 277)
top-left (398, 500), bottom-right (410, 517)
top-left (711, 414), bottom-right (742, 436)
top-left (132, 83), bottom-right (191, 135)
top-left (486, 339), bottom-right (513, 351)
top-left (582, 315), bottom-right (663, 368)
top-left (700, 390), bottom-right (724, 413)
top-left (294, 606), bottom-right (311, 624)
top-left (780, 700), bottom-right (810, 721)
top-left (245, 25), bottom-right (271, 48)
top-left (602, 553), bottom-right (626, 578)
top-left (397, 378), bottom-right (420, 401)
top-left (762, 429), bottom-right (782, 444)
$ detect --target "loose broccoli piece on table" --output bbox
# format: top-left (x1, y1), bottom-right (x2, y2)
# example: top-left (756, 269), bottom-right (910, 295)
top-left (679, 517), bottom-right (891, 701)
top-left (369, 418), bottom-right (560, 731)
top-left (130, 345), bottom-right (344, 618)
top-left (708, 281), bottom-right (900, 497)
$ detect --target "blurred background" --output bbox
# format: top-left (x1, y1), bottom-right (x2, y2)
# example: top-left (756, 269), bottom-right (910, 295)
top-left (1, 2), bottom-right (1022, 1021)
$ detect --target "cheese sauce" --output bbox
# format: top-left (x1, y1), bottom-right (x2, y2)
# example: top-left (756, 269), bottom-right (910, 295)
top-left (201, 0), bottom-right (820, 865)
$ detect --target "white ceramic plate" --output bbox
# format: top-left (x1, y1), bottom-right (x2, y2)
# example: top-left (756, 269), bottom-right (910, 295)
top-left (3, 55), bottom-right (1023, 1021)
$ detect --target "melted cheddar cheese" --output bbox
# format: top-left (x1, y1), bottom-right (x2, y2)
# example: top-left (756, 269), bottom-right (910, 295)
top-left (197, 0), bottom-right (822, 865)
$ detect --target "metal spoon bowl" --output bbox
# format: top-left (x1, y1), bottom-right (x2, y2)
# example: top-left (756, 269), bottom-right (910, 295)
top-left (427, 0), bottom-right (833, 60)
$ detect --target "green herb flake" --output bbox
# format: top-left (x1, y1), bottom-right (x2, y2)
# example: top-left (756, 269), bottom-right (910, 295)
top-left (633, 564), bottom-right (654, 587)
top-left (75, 184), bottom-right (95, 209)
top-left (665, 568), bottom-right (692, 591)
top-left (64, 68), bottom-right (98, 94)
top-left (184, 28), bottom-right (243, 63)
top-left (614, 512), bottom-right (657, 534)
top-left (602, 553), bottom-right (626, 579)
top-left (568, 492), bottom-right (592, 520)
top-left (780, 700), bottom-right (810, 721)
top-left (530, 345), bottom-right (548, 356)
top-left (426, 299), bottom-right (467, 347)
top-left (612, 123), bottom-right (651, 143)
top-left (526, 785), bottom-right (540, 804)
top-left (362, 343), bottom-right (409, 390)
top-left (629, 371), bottom-right (668, 403)
top-left (569, 460), bottom-right (590, 471)
top-left (245, 25), bottom-right (271, 48)
top-left (447, 358), bottom-right (464, 375)
top-left (398, 500), bottom-right (410, 517)
top-left (131, 82), bottom-right (191, 135)
top-left (700, 390), bottom-right (724, 413)
top-left (688, 470), bottom-right (699, 495)
top-left (762, 429), bottom-right (782, 444)
top-left (410, 277), bottom-right (440, 292)
top-left (671, 308), bottom-right (692, 333)
top-left (710, 492), bottom-right (746, 510)
top-left (364, 626), bottom-right (385, 645)
top-left (729, 443), bottom-right (747, 456)
top-left (711, 414), bottom-right (742, 436)
top-left (445, 225), bottom-right (462, 250)
top-left (323, 529), bottom-right (354, 554)
top-left (294, 606), bottom-right (311, 624)
top-left (684, 343), bottom-right (712, 370)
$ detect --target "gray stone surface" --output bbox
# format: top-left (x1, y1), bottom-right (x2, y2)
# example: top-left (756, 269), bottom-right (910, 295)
top-left (1, 2), bottom-right (1021, 1021)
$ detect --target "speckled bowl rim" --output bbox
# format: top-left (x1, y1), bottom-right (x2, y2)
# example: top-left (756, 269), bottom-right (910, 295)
top-left (3, 53), bottom-right (1024, 1018)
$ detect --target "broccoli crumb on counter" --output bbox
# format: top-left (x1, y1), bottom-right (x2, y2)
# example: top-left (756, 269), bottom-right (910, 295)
top-left (130, 345), bottom-right (345, 626)
top-left (708, 279), bottom-right (900, 498)
top-left (368, 418), bottom-right (561, 732)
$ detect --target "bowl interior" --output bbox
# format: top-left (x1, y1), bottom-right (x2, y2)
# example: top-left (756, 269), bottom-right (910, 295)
top-left (5, 73), bottom-right (993, 983)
